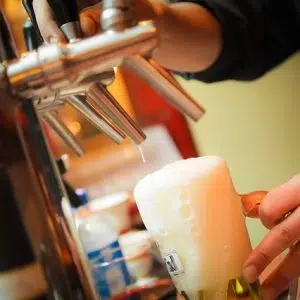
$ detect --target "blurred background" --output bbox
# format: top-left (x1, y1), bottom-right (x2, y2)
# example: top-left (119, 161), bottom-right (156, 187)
top-left (3, 0), bottom-right (300, 248)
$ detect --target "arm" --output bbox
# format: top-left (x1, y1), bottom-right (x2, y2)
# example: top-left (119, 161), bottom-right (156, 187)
top-left (144, 1), bottom-right (222, 74)
top-left (155, 0), bottom-right (299, 82)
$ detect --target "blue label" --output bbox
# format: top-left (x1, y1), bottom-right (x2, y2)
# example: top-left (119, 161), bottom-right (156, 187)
top-left (88, 240), bottom-right (131, 299)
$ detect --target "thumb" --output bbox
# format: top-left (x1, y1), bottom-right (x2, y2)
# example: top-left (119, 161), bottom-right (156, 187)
top-left (241, 190), bottom-right (268, 218)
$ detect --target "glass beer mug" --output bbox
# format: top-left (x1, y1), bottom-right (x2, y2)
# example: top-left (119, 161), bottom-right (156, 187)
top-left (133, 156), bottom-right (299, 300)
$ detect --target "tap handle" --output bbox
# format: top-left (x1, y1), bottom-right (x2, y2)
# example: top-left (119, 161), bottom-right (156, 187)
top-left (47, 0), bottom-right (82, 41)
top-left (23, 19), bottom-right (42, 51)
top-left (22, 0), bottom-right (44, 44)
top-left (0, 9), bottom-right (18, 62)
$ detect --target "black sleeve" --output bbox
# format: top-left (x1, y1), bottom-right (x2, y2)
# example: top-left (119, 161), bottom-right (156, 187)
top-left (172, 0), bottom-right (300, 82)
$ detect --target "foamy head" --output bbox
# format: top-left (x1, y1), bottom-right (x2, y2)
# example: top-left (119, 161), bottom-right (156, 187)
top-left (134, 155), bottom-right (225, 202)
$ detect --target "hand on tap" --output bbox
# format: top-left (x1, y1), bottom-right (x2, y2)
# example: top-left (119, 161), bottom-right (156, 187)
top-left (32, 0), bottom-right (157, 42)
top-left (32, 0), bottom-right (101, 42)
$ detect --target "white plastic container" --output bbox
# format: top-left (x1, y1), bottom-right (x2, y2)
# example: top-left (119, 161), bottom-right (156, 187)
top-left (119, 230), bottom-right (153, 279)
top-left (88, 192), bottom-right (131, 234)
top-left (78, 216), bottom-right (131, 300)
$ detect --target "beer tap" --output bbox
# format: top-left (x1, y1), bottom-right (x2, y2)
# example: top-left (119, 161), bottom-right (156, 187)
top-left (42, 110), bottom-right (85, 156)
top-left (13, 0), bottom-right (205, 136)
top-left (7, 21), bottom-right (157, 97)
top-left (23, 18), bottom-right (123, 152)
top-left (22, 2), bottom-right (126, 144)
top-left (101, 0), bottom-right (205, 122)
top-left (47, 0), bottom-right (205, 125)
top-left (47, 0), bottom-right (147, 145)
top-left (23, 19), bottom-right (85, 157)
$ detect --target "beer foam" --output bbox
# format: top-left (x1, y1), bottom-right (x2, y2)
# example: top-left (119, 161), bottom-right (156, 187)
top-left (134, 155), bottom-right (225, 202)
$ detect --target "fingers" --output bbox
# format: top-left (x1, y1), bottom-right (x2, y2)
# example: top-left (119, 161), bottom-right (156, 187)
top-left (261, 242), bottom-right (300, 299)
top-left (259, 174), bottom-right (300, 229)
top-left (32, 0), bottom-right (66, 43)
top-left (243, 206), bottom-right (300, 283)
top-left (80, 9), bottom-right (101, 37)
top-left (33, 0), bottom-right (163, 43)
top-left (33, 0), bottom-right (100, 43)
top-left (33, 0), bottom-right (160, 43)
top-left (241, 191), bottom-right (267, 218)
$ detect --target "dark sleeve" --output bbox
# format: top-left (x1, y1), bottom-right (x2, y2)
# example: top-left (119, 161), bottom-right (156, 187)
top-left (172, 0), bottom-right (300, 82)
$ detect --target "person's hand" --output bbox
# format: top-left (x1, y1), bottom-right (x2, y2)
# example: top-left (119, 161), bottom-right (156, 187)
top-left (32, 0), bottom-right (101, 43)
top-left (242, 175), bottom-right (300, 299)
top-left (32, 0), bottom-right (163, 43)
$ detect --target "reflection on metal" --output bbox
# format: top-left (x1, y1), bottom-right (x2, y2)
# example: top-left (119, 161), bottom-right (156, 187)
top-left (123, 56), bottom-right (205, 121)
top-left (7, 22), bottom-right (158, 98)
top-left (43, 111), bottom-right (85, 157)
top-left (88, 83), bottom-right (146, 144)
top-left (61, 22), bottom-right (82, 43)
top-left (66, 95), bottom-right (125, 144)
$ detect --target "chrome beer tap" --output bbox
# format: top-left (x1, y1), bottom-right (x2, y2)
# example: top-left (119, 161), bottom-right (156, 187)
top-left (6, 22), bottom-right (158, 98)
top-left (17, 0), bottom-right (205, 124)
top-left (47, 0), bottom-right (147, 145)
top-left (42, 110), bottom-right (85, 156)
top-left (22, 1), bottom-right (126, 145)
top-left (100, 0), bottom-right (206, 121)
top-left (23, 19), bottom-right (85, 157)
